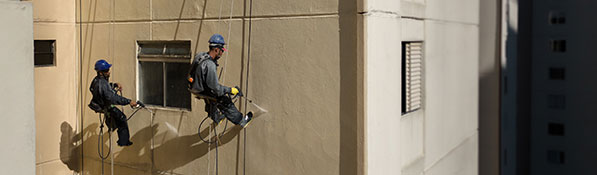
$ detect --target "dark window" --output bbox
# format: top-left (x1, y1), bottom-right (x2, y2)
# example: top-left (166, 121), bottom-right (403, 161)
top-left (549, 67), bottom-right (565, 80)
top-left (34, 40), bottom-right (55, 66)
top-left (549, 11), bottom-right (566, 25)
top-left (547, 94), bottom-right (566, 110)
top-left (547, 150), bottom-right (565, 164)
top-left (551, 40), bottom-right (566, 52)
top-left (548, 122), bottom-right (565, 136)
top-left (138, 41), bottom-right (191, 110)
top-left (402, 41), bottom-right (424, 114)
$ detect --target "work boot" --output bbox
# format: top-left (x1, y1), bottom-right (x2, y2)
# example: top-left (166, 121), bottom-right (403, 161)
top-left (117, 141), bottom-right (133, 147)
top-left (239, 112), bottom-right (253, 128)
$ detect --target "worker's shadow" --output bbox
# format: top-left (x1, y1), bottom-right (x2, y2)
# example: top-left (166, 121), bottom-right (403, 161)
top-left (112, 122), bottom-right (243, 173)
top-left (146, 123), bottom-right (243, 172)
top-left (60, 121), bottom-right (243, 173)
top-left (60, 121), bottom-right (159, 173)
top-left (59, 121), bottom-right (86, 173)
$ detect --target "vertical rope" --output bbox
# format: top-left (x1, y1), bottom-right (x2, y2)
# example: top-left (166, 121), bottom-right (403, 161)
top-left (243, 0), bottom-right (253, 174)
top-left (110, 131), bottom-right (114, 175)
top-left (150, 110), bottom-right (155, 173)
top-left (219, 0), bottom-right (235, 83)
top-left (214, 126), bottom-right (219, 175)
top-left (110, 0), bottom-right (115, 174)
top-left (207, 122), bottom-right (211, 175)
top-left (78, 0), bottom-right (84, 172)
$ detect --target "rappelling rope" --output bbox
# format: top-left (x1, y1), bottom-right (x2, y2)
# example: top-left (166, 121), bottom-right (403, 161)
top-left (97, 113), bottom-right (112, 175)
top-left (242, 0), bottom-right (254, 174)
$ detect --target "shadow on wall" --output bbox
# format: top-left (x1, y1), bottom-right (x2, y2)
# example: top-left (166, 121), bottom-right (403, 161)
top-left (60, 120), bottom-right (243, 173)
top-left (339, 0), bottom-right (359, 174)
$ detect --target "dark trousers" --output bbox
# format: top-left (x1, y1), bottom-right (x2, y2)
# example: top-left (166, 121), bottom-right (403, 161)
top-left (204, 96), bottom-right (243, 125)
top-left (106, 107), bottom-right (131, 145)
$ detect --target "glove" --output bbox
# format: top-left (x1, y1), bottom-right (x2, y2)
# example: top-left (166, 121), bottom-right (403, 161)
top-left (231, 87), bottom-right (239, 95)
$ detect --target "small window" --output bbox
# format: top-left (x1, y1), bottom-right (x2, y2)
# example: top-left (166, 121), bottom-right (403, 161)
top-left (402, 41), bottom-right (424, 114)
top-left (138, 41), bottom-right (191, 110)
top-left (34, 40), bottom-right (55, 66)
top-left (547, 94), bottom-right (566, 110)
top-left (549, 67), bottom-right (565, 80)
top-left (548, 122), bottom-right (565, 136)
top-left (551, 40), bottom-right (566, 52)
top-left (547, 150), bottom-right (565, 164)
top-left (549, 11), bottom-right (566, 25)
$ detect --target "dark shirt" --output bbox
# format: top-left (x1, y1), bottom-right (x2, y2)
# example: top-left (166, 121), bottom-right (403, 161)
top-left (89, 75), bottom-right (131, 109)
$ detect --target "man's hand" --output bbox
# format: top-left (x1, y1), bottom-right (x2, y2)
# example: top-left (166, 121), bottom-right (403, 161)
top-left (114, 83), bottom-right (122, 91)
top-left (231, 87), bottom-right (239, 95)
top-left (129, 101), bottom-right (138, 107)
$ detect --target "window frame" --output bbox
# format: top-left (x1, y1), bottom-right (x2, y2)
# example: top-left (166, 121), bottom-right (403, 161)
top-left (34, 40), bottom-right (56, 67)
top-left (548, 11), bottom-right (566, 25)
top-left (136, 40), bottom-right (192, 111)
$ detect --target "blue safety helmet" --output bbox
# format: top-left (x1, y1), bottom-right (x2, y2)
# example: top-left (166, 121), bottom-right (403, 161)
top-left (94, 59), bottom-right (112, 71)
top-left (208, 34), bottom-right (226, 46)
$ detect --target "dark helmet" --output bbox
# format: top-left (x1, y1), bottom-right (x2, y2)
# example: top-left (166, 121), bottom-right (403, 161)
top-left (94, 59), bottom-right (112, 71)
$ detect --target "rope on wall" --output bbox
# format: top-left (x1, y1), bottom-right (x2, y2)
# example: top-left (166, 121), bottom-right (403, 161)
top-left (242, 0), bottom-right (254, 174)
top-left (77, 0), bottom-right (84, 172)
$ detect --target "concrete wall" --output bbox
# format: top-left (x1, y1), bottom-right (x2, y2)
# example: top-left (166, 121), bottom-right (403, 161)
top-left (0, 1), bottom-right (35, 174)
top-left (362, 1), bottom-right (402, 175)
top-left (364, 0), bottom-right (479, 174)
top-left (29, 0), bottom-right (486, 174)
top-left (479, 0), bottom-right (501, 175)
top-left (73, 0), bottom-right (346, 174)
top-left (424, 0), bottom-right (479, 174)
top-left (25, 0), bottom-right (80, 174)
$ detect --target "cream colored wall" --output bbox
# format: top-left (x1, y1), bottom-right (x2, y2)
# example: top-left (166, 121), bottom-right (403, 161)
top-left (30, 0), bottom-right (485, 174)
top-left (364, 0), bottom-right (479, 174)
top-left (75, 0), bottom-right (343, 174)
top-left (0, 1), bottom-right (35, 174)
top-left (27, 0), bottom-right (79, 173)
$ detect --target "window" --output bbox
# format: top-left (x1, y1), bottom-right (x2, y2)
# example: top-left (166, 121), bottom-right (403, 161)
top-left (138, 41), bottom-right (191, 110)
top-left (34, 40), bottom-right (55, 66)
top-left (547, 94), bottom-right (566, 110)
top-left (402, 41), bottom-right (423, 114)
top-left (548, 122), bottom-right (565, 136)
top-left (547, 150), bottom-right (565, 164)
top-left (549, 67), bottom-right (565, 80)
top-left (549, 11), bottom-right (566, 25)
top-left (551, 40), bottom-right (566, 52)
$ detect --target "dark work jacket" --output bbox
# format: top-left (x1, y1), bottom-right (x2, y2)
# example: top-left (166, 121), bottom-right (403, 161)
top-left (89, 75), bottom-right (131, 110)
top-left (189, 52), bottom-right (231, 97)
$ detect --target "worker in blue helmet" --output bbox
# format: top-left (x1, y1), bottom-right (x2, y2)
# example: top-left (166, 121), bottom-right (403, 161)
top-left (89, 59), bottom-right (137, 146)
top-left (188, 34), bottom-right (253, 128)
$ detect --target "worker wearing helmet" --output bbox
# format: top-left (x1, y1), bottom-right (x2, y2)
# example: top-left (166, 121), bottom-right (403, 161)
top-left (188, 34), bottom-right (253, 127)
top-left (89, 59), bottom-right (137, 146)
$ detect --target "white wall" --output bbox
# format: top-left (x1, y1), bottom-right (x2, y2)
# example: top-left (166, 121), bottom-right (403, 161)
top-left (363, 1), bottom-right (402, 175)
top-left (0, 1), bottom-right (35, 174)
top-left (424, 0), bottom-right (479, 174)
top-left (364, 0), bottom-right (479, 174)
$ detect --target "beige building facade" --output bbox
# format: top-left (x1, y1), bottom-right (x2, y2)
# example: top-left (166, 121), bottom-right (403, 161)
top-left (30, 0), bottom-right (487, 174)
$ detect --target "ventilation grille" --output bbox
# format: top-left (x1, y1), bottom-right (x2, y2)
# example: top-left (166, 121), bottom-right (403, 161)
top-left (403, 42), bottom-right (423, 113)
